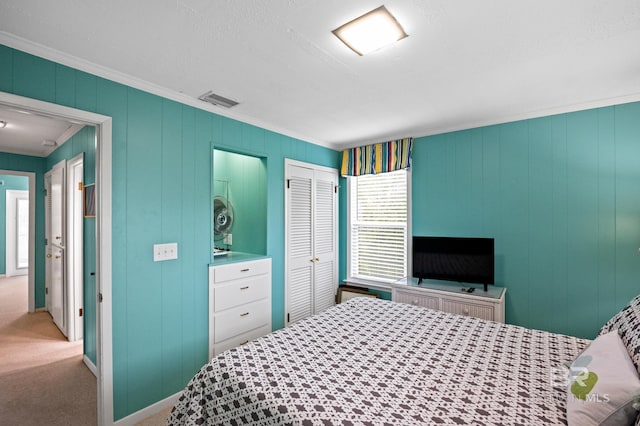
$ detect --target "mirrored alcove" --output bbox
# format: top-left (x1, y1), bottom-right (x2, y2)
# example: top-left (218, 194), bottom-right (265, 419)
top-left (212, 149), bottom-right (267, 259)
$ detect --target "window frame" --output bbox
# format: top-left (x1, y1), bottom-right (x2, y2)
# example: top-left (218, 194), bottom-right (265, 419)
top-left (345, 169), bottom-right (412, 290)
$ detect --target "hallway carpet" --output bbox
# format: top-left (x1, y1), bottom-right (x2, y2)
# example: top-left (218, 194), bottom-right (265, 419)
top-left (0, 275), bottom-right (96, 425)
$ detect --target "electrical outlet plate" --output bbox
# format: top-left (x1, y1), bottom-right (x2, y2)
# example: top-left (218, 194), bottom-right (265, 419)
top-left (154, 243), bottom-right (178, 262)
top-left (224, 233), bottom-right (232, 245)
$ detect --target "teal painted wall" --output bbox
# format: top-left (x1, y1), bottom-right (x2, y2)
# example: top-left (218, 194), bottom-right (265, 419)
top-left (46, 125), bottom-right (98, 364)
top-left (0, 45), bottom-right (341, 420)
top-left (0, 154), bottom-right (46, 307)
top-left (413, 103), bottom-right (640, 339)
top-left (0, 174), bottom-right (29, 274)
top-left (213, 150), bottom-right (267, 255)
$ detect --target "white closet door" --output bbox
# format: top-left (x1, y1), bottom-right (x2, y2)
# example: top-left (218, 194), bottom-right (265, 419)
top-left (286, 165), bottom-right (314, 324)
top-left (285, 160), bottom-right (338, 325)
top-left (313, 170), bottom-right (337, 314)
top-left (50, 161), bottom-right (65, 248)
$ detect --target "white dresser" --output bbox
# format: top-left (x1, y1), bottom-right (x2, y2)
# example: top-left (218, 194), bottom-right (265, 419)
top-left (392, 277), bottom-right (506, 323)
top-left (209, 257), bottom-right (272, 358)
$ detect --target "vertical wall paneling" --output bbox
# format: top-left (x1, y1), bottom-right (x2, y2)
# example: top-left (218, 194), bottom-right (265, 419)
top-left (0, 45), bottom-right (13, 92)
top-left (125, 89), bottom-right (164, 411)
top-left (596, 108), bottom-right (616, 327)
top-left (12, 50), bottom-right (55, 103)
top-left (179, 105), bottom-right (197, 391)
top-left (527, 118), bottom-right (554, 333)
top-left (614, 103), bottom-right (640, 306)
top-left (1, 45), bottom-right (343, 420)
top-left (413, 103), bottom-right (640, 339)
top-left (54, 64), bottom-right (75, 108)
top-left (160, 98), bottom-right (184, 395)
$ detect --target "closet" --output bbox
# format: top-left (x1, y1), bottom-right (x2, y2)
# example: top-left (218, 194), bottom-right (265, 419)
top-left (284, 159), bottom-right (338, 325)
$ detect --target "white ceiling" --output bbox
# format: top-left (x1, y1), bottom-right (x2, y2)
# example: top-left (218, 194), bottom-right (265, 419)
top-left (0, 105), bottom-right (83, 157)
top-left (1, 0), bottom-right (639, 150)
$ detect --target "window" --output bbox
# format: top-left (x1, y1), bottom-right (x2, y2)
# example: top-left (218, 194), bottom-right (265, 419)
top-left (347, 169), bottom-right (410, 285)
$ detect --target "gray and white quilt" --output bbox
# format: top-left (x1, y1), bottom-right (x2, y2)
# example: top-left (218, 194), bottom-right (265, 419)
top-left (168, 297), bottom-right (587, 425)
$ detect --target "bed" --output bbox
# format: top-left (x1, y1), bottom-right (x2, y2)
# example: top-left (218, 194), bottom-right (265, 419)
top-left (168, 296), bottom-right (640, 425)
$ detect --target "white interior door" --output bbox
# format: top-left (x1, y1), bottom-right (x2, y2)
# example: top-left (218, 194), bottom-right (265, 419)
top-left (285, 164), bottom-right (314, 324)
top-left (49, 160), bottom-right (66, 335)
top-left (5, 190), bottom-right (29, 277)
top-left (50, 246), bottom-right (65, 334)
top-left (312, 170), bottom-right (337, 314)
top-left (285, 160), bottom-right (338, 325)
top-left (67, 153), bottom-right (84, 341)
top-left (44, 172), bottom-right (52, 312)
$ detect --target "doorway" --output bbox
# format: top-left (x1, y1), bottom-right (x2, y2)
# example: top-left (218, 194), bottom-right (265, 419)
top-left (0, 92), bottom-right (113, 425)
top-left (5, 188), bottom-right (29, 277)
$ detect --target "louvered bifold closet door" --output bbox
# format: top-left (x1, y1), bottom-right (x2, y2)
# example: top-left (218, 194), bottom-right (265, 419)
top-left (286, 165), bottom-right (314, 324)
top-left (313, 170), bottom-right (337, 314)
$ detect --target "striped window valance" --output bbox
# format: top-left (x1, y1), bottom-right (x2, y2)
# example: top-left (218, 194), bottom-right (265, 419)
top-left (341, 137), bottom-right (413, 177)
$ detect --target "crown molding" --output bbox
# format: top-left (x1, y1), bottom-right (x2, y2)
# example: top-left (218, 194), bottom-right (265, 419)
top-left (0, 32), bottom-right (332, 150)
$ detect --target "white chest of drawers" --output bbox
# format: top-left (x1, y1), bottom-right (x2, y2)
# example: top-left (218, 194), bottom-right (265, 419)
top-left (392, 277), bottom-right (506, 323)
top-left (209, 258), bottom-right (272, 358)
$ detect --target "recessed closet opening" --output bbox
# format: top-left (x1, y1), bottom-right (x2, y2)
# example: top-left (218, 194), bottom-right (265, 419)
top-left (212, 149), bottom-right (267, 260)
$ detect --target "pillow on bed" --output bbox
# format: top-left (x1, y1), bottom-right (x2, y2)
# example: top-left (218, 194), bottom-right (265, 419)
top-left (567, 330), bottom-right (640, 426)
top-left (598, 294), bottom-right (640, 375)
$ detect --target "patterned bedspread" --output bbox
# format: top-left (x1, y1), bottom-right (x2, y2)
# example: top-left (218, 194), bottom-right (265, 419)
top-left (168, 297), bottom-right (587, 425)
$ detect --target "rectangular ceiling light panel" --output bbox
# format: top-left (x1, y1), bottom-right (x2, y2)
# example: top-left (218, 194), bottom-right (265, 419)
top-left (333, 6), bottom-right (408, 56)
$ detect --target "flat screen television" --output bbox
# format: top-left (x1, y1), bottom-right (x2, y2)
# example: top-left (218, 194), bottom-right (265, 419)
top-left (412, 236), bottom-right (495, 291)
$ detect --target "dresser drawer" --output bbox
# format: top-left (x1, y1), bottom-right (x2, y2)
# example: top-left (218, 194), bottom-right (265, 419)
top-left (393, 289), bottom-right (440, 310)
top-left (213, 324), bottom-right (271, 357)
top-left (214, 258), bottom-right (271, 283)
top-left (442, 299), bottom-right (494, 321)
top-left (214, 299), bottom-right (270, 342)
top-left (214, 277), bottom-right (269, 311)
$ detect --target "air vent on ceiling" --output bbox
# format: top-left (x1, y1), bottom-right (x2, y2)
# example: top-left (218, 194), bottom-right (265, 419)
top-left (198, 91), bottom-right (239, 108)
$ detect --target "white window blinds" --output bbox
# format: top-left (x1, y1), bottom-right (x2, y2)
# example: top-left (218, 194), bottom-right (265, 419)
top-left (348, 169), bottom-right (408, 283)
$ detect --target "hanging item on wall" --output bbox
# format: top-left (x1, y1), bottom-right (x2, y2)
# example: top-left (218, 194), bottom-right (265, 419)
top-left (83, 183), bottom-right (95, 218)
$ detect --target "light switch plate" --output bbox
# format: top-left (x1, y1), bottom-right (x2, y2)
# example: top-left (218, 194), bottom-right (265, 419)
top-left (154, 243), bottom-right (178, 262)
top-left (223, 233), bottom-right (232, 245)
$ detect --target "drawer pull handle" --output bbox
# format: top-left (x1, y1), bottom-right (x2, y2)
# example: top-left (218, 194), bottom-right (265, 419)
top-left (240, 340), bottom-right (249, 346)
top-left (240, 286), bottom-right (249, 290)
top-left (462, 308), bottom-right (470, 315)
top-left (240, 312), bottom-right (249, 317)
top-left (412, 300), bottom-right (418, 305)
top-left (240, 268), bottom-right (250, 272)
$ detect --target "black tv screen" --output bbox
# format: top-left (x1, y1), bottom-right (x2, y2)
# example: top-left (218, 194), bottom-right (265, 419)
top-left (412, 236), bottom-right (494, 288)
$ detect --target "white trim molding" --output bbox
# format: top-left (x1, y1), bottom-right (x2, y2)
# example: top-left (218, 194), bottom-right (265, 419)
top-left (113, 392), bottom-right (180, 426)
top-left (0, 91), bottom-right (114, 426)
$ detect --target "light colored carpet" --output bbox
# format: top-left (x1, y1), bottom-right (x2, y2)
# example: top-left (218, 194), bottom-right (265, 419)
top-left (0, 275), bottom-right (96, 425)
top-left (0, 276), bottom-right (172, 425)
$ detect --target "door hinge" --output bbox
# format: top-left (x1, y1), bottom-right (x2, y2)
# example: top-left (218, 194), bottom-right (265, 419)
top-left (286, 179), bottom-right (290, 189)
top-left (44, 238), bottom-right (48, 245)
top-left (45, 287), bottom-right (48, 295)
top-left (334, 185), bottom-right (338, 193)
top-left (44, 189), bottom-right (47, 196)
top-left (98, 293), bottom-right (103, 303)
top-left (78, 182), bottom-right (83, 191)
top-left (79, 308), bottom-right (83, 317)
top-left (287, 313), bottom-right (290, 323)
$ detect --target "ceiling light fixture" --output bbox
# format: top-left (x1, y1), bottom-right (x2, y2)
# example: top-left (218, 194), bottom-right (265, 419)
top-left (0, 120), bottom-right (7, 128)
top-left (42, 139), bottom-right (58, 147)
top-left (332, 6), bottom-right (408, 56)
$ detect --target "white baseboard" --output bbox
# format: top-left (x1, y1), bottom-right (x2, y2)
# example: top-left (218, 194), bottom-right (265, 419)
top-left (83, 355), bottom-right (98, 377)
top-left (114, 391), bottom-right (181, 426)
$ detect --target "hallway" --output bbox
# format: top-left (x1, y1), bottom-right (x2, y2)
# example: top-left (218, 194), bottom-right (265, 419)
top-left (0, 275), bottom-right (97, 425)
